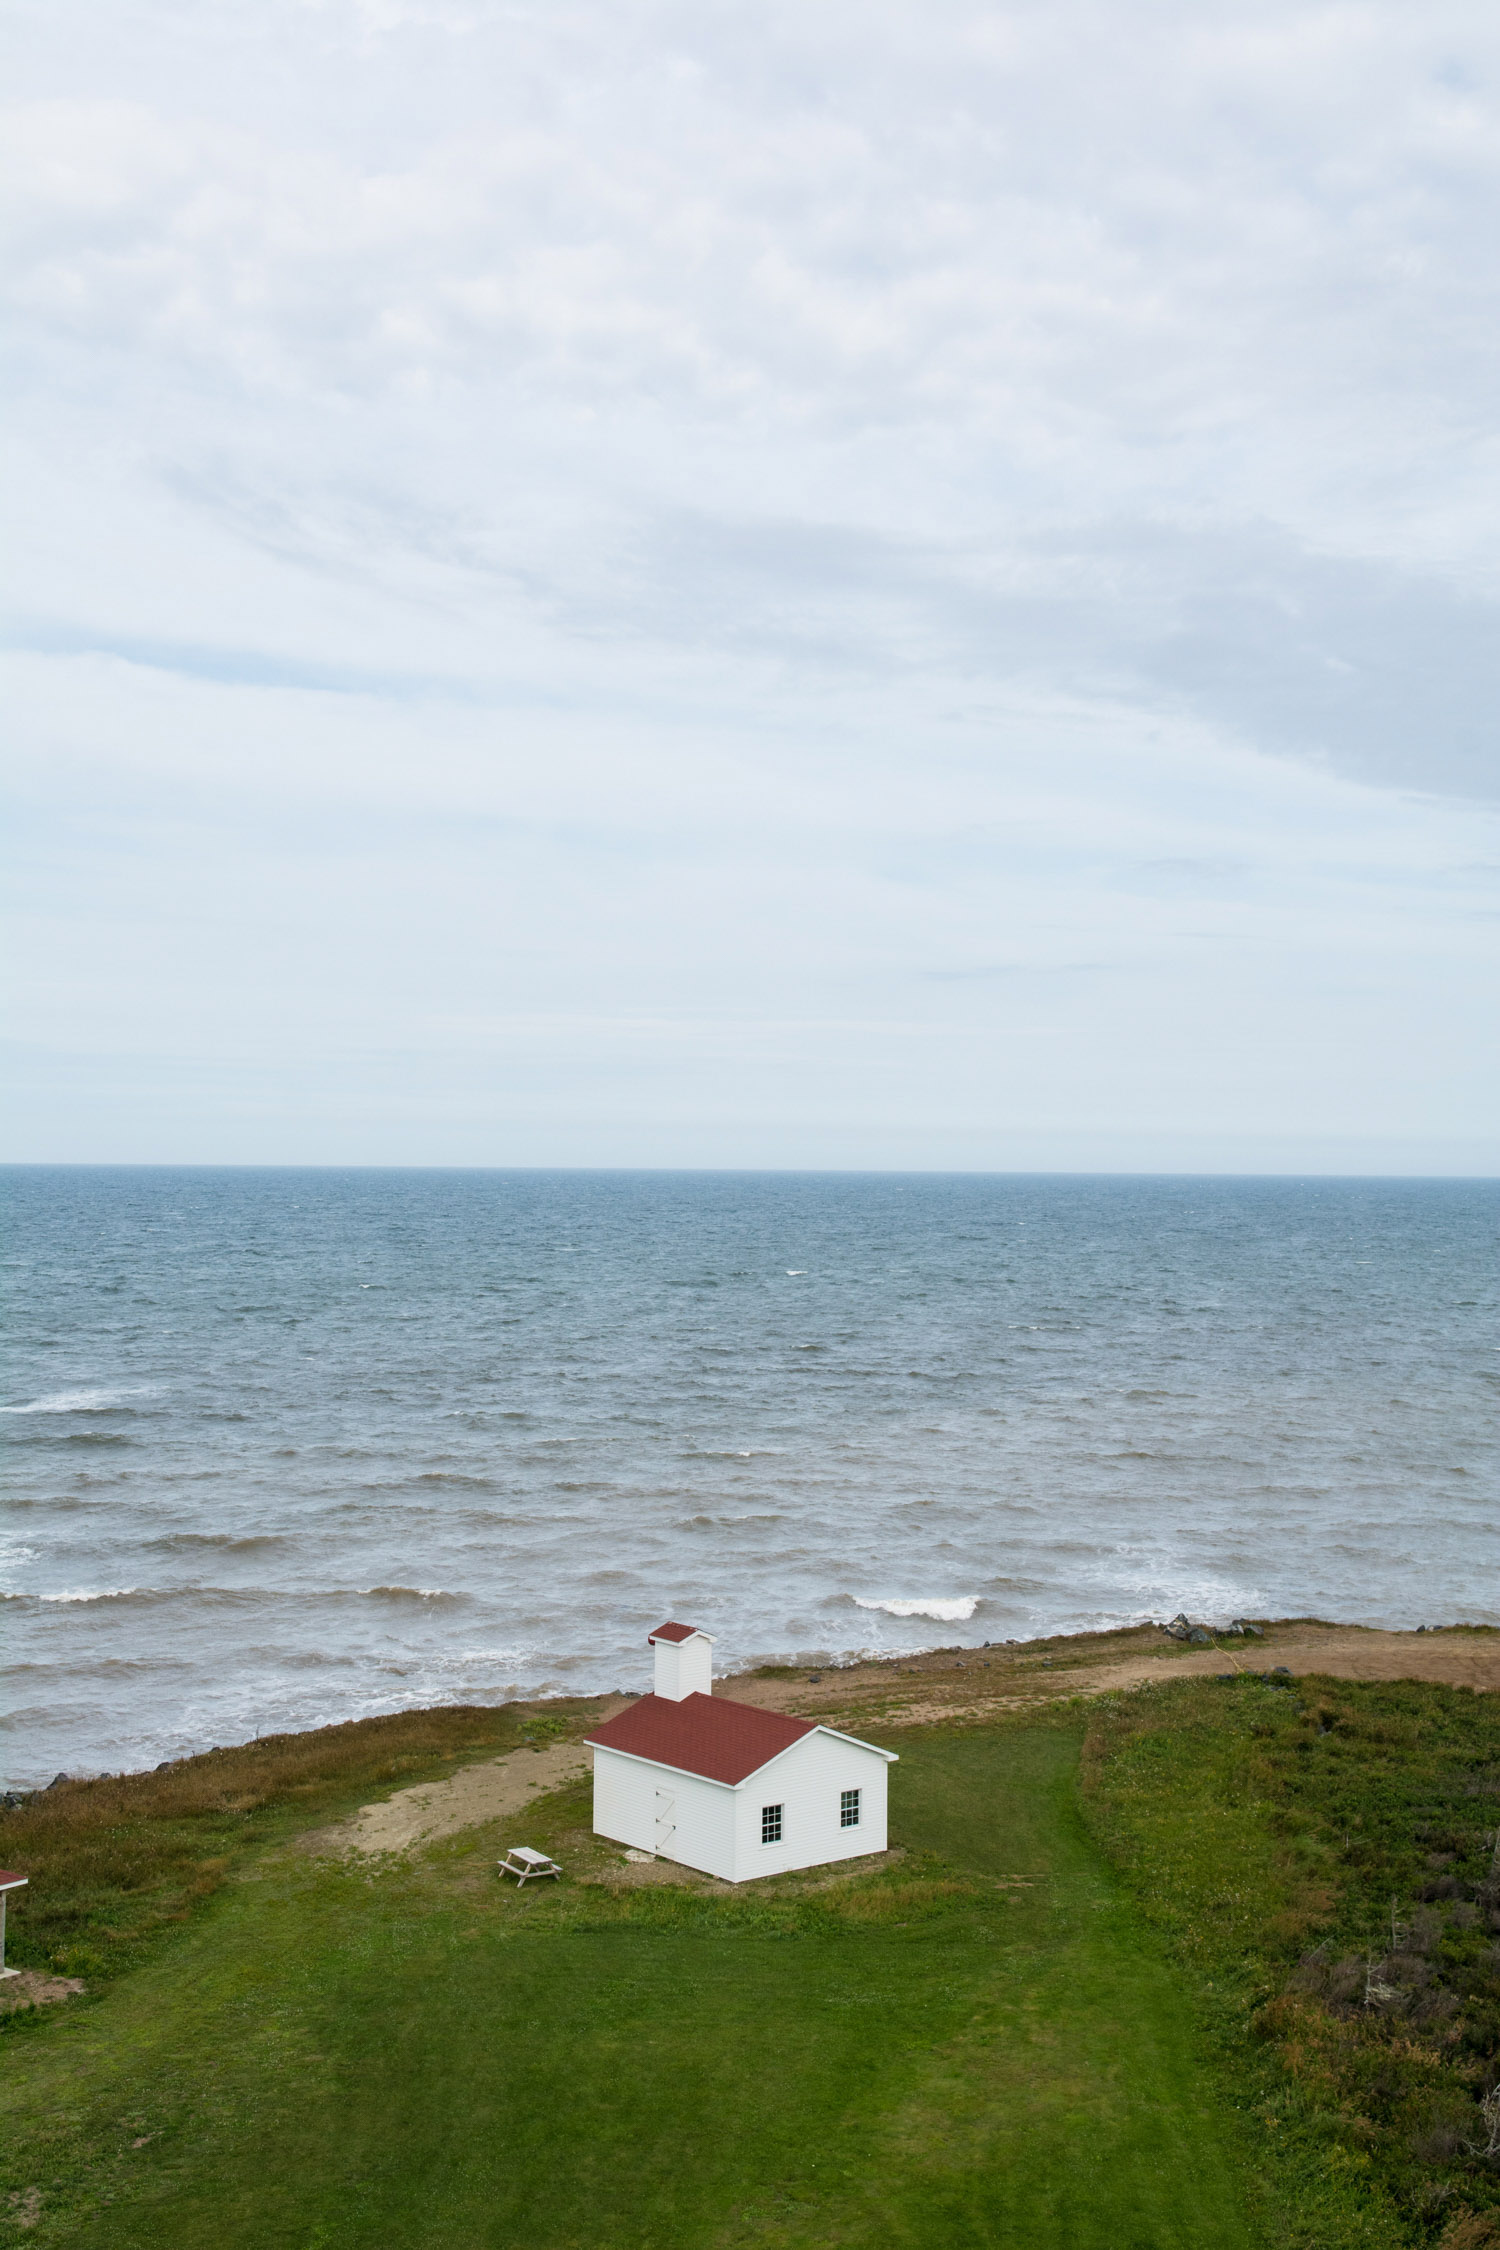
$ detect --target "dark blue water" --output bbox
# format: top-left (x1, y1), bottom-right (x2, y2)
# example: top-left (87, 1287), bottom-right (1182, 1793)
top-left (3, 1168), bottom-right (1496, 1787)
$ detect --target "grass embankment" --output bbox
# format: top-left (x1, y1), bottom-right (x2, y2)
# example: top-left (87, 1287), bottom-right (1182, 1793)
top-left (3, 1722), bottom-right (1255, 2249)
top-left (0, 1677), bottom-right (1496, 2248)
top-left (1081, 1674), bottom-right (1500, 2249)
top-left (0, 1701), bottom-right (570, 1981)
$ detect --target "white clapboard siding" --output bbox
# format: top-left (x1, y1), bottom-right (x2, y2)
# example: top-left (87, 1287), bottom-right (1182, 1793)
top-left (733, 1728), bottom-right (888, 1879)
top-left (591, 1727), bottom-right (890, 1884)
top-left (593, 1747), bottom-right (738, 1878)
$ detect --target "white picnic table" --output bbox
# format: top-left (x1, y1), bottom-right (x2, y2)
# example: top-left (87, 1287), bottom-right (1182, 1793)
top-left (498, 1846), bottom-right (561, 1886)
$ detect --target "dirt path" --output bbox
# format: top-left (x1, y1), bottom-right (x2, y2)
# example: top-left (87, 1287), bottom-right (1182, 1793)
top-left (1044, 1625), bottom-right (1500, 1698)
top-left (726, 1621), bottom-right (1500, 1730)
top-left (303, 1739), bottom-right (590, 1857)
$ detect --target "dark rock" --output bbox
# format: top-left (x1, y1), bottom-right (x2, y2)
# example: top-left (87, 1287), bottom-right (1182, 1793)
top-left (1272, 1665), bottom-right (1292, 1677)
top-left (1188, 1628), bottom-right (1210, 1644)
top-left (1216, 1673), bottom-right (1236, 1682)
top-left (46, 1773), bottom-right (70, 1789)
top-left (1234, 1621), bottom-right (1264, 1638)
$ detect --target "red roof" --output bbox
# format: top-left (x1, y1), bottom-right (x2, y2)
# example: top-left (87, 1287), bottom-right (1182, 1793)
top-left (647, 1621), bottom-right (702, 1644)
top-left (586, 1693), bottom-right (816, 1785)
top-left (0, 1870), bottom-right (26, 1888)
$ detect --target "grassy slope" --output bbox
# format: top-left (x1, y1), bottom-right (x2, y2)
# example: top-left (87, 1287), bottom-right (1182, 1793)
top-left (5, 1677), bottom-right (1494, 2249)
top-left (1080, 1676), bottom-right (1500, 2249)
top-left (1, 1724), bottom-right (1258, 2250)
top-left (0, 1702), bottom-right (558, 1981)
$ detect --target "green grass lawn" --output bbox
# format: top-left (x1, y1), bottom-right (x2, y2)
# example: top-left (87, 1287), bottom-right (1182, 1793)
top-left (4, 1685), bottom-right (1495, 2249)
top-left (3, 1722), bottom-right (1259, 2250)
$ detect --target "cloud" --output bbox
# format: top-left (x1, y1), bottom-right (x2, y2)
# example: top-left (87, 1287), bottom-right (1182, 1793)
top-left (1, 0), bottom-right (1498, 1161)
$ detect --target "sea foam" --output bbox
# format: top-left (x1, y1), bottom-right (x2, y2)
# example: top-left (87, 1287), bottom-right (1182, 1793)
top-left (853, 1596), bottom-right (980, 1622)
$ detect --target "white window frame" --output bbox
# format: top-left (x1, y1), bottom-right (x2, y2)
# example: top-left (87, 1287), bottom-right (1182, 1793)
top-left (761, 1802), bottom-right (783, 1844)
top-left (840, 1787), bottom-right (861, 1828)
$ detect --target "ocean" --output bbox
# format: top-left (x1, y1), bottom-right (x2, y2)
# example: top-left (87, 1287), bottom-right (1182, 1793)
top-left (2, 1167), bottom-right (1496, 1789)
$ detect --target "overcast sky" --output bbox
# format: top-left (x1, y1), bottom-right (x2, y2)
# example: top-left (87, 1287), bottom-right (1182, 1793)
top-left (4, 0), bottom-right (1498, 1171)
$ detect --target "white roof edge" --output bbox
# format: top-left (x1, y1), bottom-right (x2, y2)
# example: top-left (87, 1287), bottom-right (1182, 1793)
top-left (814, 1725), bottom-right (899, 1762)
top-left (582, 1738), bottom-right (735, 1789)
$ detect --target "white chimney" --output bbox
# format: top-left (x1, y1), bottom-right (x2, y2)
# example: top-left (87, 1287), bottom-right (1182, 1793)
top-left (649, 1622), bottom-right (714, 1701)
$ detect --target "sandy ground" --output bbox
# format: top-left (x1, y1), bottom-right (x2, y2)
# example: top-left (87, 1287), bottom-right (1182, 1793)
top-left (0, 1970), bottom-right (84, 2014)
top-left (303, 1739), bottom-right (590, 1857)
top-left (1042, 1626), bottom-right (1500, 1697)
top-left (724, 1621), bottom-right (1500, 1730)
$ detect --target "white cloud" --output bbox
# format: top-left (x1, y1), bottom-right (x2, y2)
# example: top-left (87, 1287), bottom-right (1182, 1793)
top-left (1, 0), bottom-right (1497, 1162)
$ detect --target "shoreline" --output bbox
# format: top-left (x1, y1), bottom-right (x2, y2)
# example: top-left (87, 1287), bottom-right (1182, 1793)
top-left (11, 1615), bottom-right (1498, 1798)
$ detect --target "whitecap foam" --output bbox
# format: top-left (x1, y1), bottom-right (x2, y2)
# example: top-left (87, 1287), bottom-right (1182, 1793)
top-left (362, 1585), bottom-right (464, 1603)
top-left (41, 1586), bottom-right (144, 1604)
top-left (852, 1596), bottom-right (980, 1622)
top-left (0, 1386), bottom-right (161, 1415)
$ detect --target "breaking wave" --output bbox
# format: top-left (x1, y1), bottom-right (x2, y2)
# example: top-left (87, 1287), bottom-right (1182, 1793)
top-left (362, 1585), bottom-right (465, 1604)
top-left (852, 1596), bottom-right (980, 1622)
top-left (0, 1386), bottom-right (160, 1415)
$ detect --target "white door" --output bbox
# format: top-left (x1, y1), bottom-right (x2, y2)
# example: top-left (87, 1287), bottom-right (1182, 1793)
top-left (654, 1788), bottom-right (676, 1855)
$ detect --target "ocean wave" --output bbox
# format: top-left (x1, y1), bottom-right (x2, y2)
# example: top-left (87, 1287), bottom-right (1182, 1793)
top-left (27, 1582), bottom-right (469, 1612)
top-left (361, 1585), bottom-right (465, 1604)
top-left (681, 1447), bottom-right (786, 1460)
top-left (41, 1586), bottom-right (147, 1604)
top-left (0, 1386), bottom-right (161, 1415)
top-left (851, 1596), bottom-right (980, 1622)
top-left (146, 1532), bottom-right (289, 1554)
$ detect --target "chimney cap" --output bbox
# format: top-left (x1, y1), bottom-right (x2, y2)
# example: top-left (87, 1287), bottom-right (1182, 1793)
top-left (648, 1621), bottom-right (713, 1645)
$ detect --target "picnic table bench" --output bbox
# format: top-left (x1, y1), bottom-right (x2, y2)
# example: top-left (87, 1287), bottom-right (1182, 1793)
top-left (498, 1846), bottom-right (561, 1886)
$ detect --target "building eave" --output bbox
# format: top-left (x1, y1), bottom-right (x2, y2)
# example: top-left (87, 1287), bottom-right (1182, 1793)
top-left (583, 1739), bottom-right (737, 1790)
top-left (812, 1725), bottom-right (899, 1763)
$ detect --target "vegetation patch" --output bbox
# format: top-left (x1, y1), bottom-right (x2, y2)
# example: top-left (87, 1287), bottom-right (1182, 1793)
top-left (0, 1702), bottom-right (580, 1983)
top-left (2, 1676), bottom-right (1495, 2246)
top-left (1081, 1676), bottom-right (1500, 2247)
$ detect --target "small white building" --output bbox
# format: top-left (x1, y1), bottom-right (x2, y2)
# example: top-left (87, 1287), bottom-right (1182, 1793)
top-left (585, 1622), bottom-right (897, 1884)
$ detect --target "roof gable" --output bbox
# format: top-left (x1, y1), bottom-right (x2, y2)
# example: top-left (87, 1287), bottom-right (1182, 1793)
top-left (585, 1693), bottom-right (816, 1785)
top-left (647, 1620), bottom-right (707, 1645)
